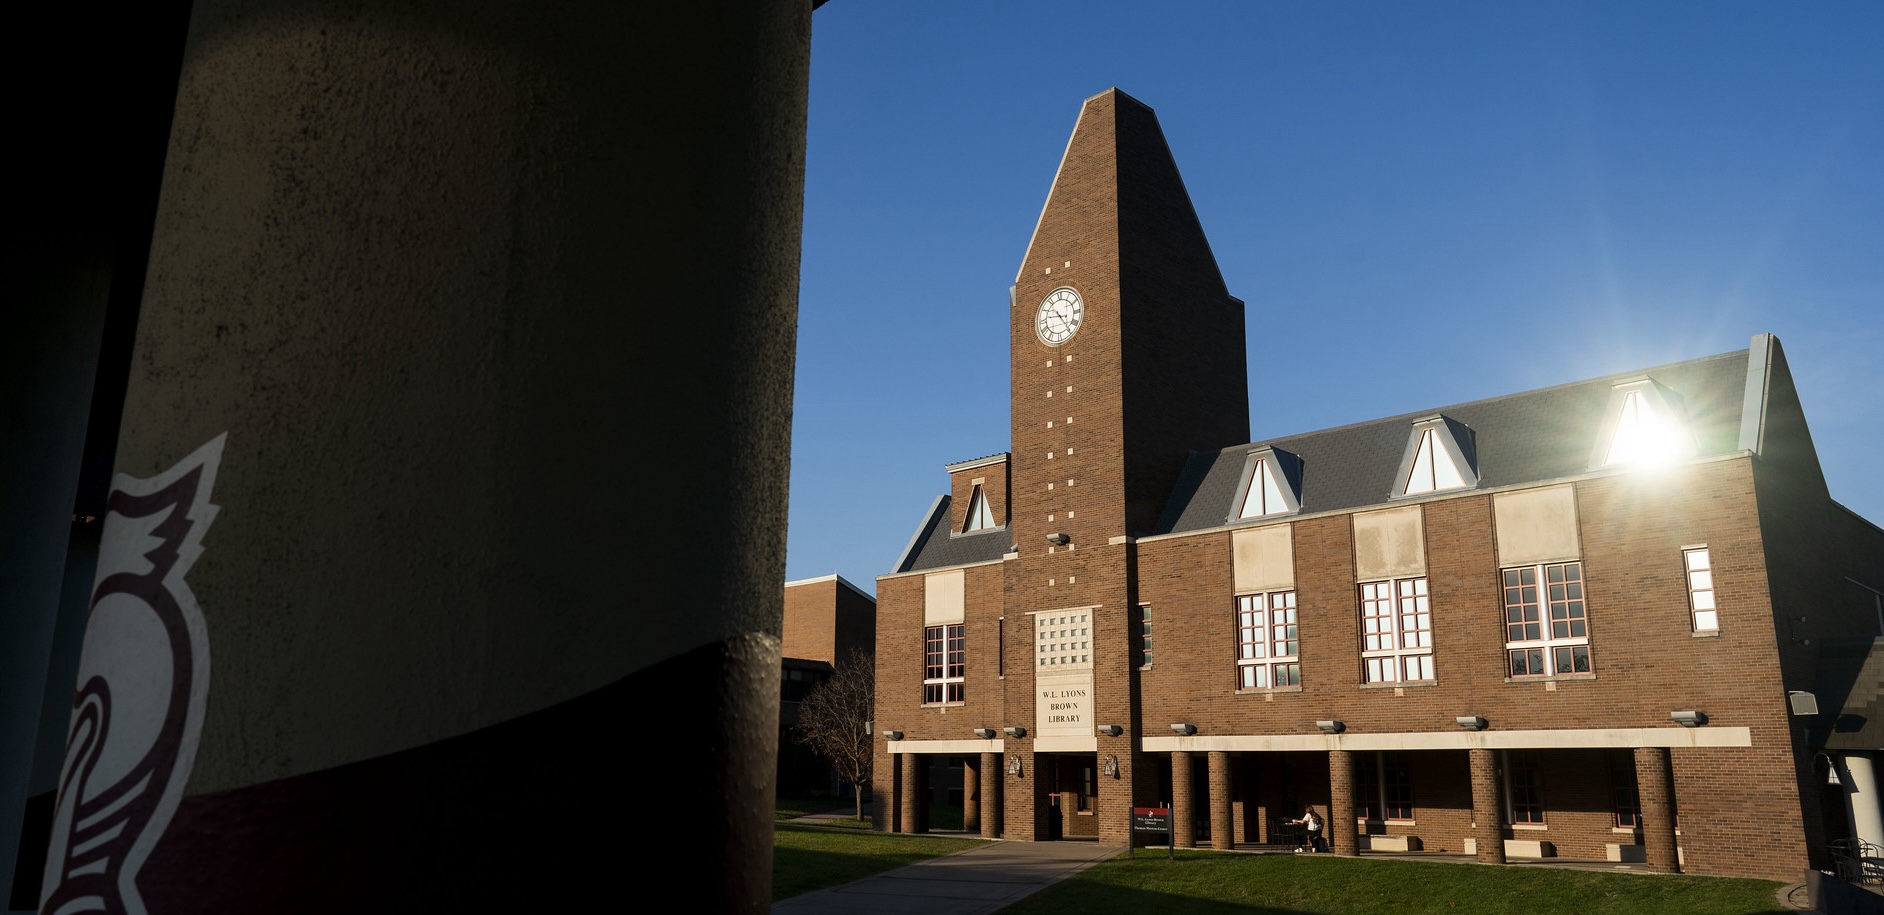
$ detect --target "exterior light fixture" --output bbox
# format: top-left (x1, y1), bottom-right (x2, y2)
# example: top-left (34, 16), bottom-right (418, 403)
top-left (1817, 754), bottom-right (1843, 786)
top-left (1788, 691), bottom-right (1820, 716)
top-left (1046, 532), bottom-right (1070, 545)
top-left (973, 727), bottom-right (997, 739)
top-left (1170, 723), bottom-right (1196, 736)
top-left (1670, 710), bottom-right (1708, 728)
top-left (883, 730), bottom-right (904, 741)
top-left (1316, 720), bottom-right (1345, 735)
top-left (1097, 725), bottom-right (1123, 737)
top-left (1455, 716), bottom-right (1488, 732)
top-left (1003, 726), bottom-right (1027, 738)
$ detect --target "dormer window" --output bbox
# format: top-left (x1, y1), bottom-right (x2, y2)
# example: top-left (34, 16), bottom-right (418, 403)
top-left (1393, 416), bottom-right (1478, 498)
top-left (1230, 448), bottom-right (1302, 521)
top-left (962, 484), bottom-right (995, 532)
top-left (1592, 379), bottom-right (1694, 469)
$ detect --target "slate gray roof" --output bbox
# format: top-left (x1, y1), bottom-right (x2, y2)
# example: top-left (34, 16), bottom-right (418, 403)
top-left (892, 345), bottom-right (1756, 573)
top-left (893, 494), bottom-right (1013, 574)
top-left (1154, 347), bottom-right (1752, 535)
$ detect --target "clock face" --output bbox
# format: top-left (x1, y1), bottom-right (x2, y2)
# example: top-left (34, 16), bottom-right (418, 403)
top-left (1035, 287), bottom-right (1084, 345)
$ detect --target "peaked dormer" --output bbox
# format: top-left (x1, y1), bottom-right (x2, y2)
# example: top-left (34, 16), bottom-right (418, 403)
top-left (1590, 378), bottom-right (1694, 470)
top-left (1228, 447), bottom-right (1303, 521)
top-left (946, 453), bottom-right (1009, 535)
top-left (1392, 415), bottom-right (1478, 498)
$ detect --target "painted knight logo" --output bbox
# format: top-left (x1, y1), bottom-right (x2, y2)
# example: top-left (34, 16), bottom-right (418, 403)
top-left (40, 434), bottom-right (224, 915)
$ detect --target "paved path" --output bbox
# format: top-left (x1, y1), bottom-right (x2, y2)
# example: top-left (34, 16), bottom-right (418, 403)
top-left (772, 833), bottom-right (1118, 915)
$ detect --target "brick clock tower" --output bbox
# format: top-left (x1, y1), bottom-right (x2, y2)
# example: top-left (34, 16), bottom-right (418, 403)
top-left (1005, 88), bottom-right (1249, 840)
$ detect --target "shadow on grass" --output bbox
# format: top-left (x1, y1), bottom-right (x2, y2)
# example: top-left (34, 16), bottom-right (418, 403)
top-left (997, 851), bottom-right (1795, 915)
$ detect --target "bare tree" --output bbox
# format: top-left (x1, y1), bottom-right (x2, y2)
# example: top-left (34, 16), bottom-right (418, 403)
top-left (794, 648), bottom-right (875, 819)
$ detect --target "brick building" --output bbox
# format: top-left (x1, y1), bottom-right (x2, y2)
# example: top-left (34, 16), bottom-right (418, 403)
top-left (780, 574), bottom-right (877, 797)
top-left (869, 88), bottom-right (1883, 882)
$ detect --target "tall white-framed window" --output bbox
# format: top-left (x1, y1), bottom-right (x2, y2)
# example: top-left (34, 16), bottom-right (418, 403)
top-left (1236, 591), bottom-right (1299, 689)
top-left (1360, 577), bottom-right (1433, 683)
top-left (1136, 604), bottom-right (1153, 668)
top-left (1683, 548), bottom-right (1718, 631)
top-left (923, 623), bottom-right (964, 704)
top-left (1503, 561), bottom-right (1591, 677)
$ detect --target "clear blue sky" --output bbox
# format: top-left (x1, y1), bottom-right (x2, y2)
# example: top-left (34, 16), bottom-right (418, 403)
top-left (786, 1), bottom-right (1883, 593)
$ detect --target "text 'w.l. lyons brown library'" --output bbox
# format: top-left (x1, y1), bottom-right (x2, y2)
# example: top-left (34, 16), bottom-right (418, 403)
top-left (869, 88), bottom-right (1883, 883)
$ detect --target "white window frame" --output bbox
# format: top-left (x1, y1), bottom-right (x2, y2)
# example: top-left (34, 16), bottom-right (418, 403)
top-left (1360, 577), bottom-right (1434, 683)
top-left (1236, 591), bottom-right (1299, 689)
top-left (1391, 416), bottom-right (1478, 499)
top-left (923, 623), bottom-right (964, 704)
top-left (962, 484), bottom-right (996, 532)
top-left (1684, 547), bottom-right (1718, 632)
top-left (1230, 449), bottom-right (1301, 521)
top-left (1502, 561), bottom-right (1592, 678)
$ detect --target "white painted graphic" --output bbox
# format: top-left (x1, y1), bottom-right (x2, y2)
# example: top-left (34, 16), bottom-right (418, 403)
top-left (41, 434), bottom-right (224, 915)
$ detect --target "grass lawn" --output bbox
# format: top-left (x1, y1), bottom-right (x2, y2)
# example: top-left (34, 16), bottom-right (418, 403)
top-left (1000, 850), bottom-right (1796, 915)
top-left (772, 797), bottom-right (1795, 915)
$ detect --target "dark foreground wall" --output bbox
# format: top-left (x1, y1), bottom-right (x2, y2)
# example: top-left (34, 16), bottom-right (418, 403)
top-left (17, 1), bottom-right (810, 911)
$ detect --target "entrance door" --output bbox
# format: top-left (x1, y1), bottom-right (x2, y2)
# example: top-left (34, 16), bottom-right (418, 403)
top-left (1051, 756), bottom-right (1099, 839)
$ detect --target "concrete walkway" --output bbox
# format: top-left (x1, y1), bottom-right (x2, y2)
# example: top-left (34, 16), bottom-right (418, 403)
top-left (772, 827), bottom-right (1117, 915)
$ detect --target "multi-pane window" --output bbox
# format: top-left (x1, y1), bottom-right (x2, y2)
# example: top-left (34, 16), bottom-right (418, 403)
top-left (1137, 605), bottom-right (1153, 667)
top-left (1612, 754), bottom-right (1641, 829)
top-left (923, 623), bottom-right (964, 704)
top-left (1354, 752), bottom-right (1414, 821)
top-left (1354, 754), bottom-right (1380, 821)
top-left (1508, 753), bottom-right (1545, 825)
top-left (1684, 548), bottom-right (1718, 631)
top-left (1236, 591), bottom-right (1299, 689)
top-left (1503, 562), bottom-right (1591, 677)
top-left (1360, 577), bottom-right (1433, 683)
top-left (1383, 759), bottom-right (1414, 820)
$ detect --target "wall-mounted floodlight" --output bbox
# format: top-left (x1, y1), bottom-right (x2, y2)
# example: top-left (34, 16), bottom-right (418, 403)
top-left (1670, 710), bottom-right (1708, 728)
top-left (1316, 720), bottom-right (1345, 735)
top-left (1097, 725), bottom-right (1123, 737)
top-left (883, 730), bottom-right (904, 741)
top-left (1170, 723), bottom-right (1196, 736)
top-left (1788, 691), bottom-right (1820, 716)
top-left (973, 727), bottom-right (997, 739)
top-left (1455, 716), bottom-right (1487, 732)
top-left (1046, 532), bottom-right (1070, 546)
top-left (1003, 726), bottom-right (1027, 738)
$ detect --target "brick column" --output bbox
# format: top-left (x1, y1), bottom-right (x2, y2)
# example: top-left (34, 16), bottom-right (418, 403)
top-left (1636, 747), bottom-right (1679, 873)
top-left (964, 756), bottom-right (981, 834)
top-left (1209, 751), bottom-right (1234, 849)
top-left (900, 753), bottom-right (921, 834)
top-left (1470, 748), bottom-right (1507, 864)
top-left (1171, 751), bottom-right (1195, 847)
top-left (980, 751), bottom-right (1001, 839)
top-left (1329, 749), bottom-right (1356, 856)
